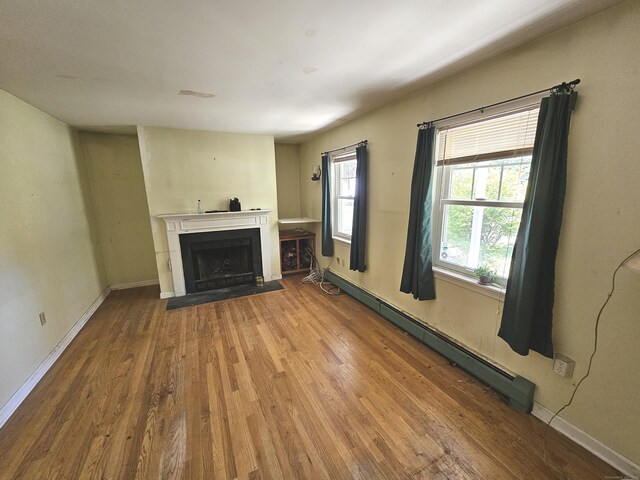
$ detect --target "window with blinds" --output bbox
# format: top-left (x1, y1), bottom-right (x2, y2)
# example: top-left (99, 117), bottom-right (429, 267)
top-left (433, 104), bottom-right (540, 284)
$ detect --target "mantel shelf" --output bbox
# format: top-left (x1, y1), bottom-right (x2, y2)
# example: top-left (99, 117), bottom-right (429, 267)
top-left (158, 210), bottom-right (272, 220)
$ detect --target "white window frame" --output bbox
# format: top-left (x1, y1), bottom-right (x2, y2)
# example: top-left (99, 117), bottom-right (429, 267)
top-left (330, 149), bottom-right (357, 243)
top-left (432, 100), bottom-right (541, 286)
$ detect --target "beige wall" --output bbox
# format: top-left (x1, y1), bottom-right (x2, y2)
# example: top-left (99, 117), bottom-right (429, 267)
top-left (274, 143), bottom-right (301, 218)
top-left (137, 126), bottom-right (280, 296)
top-left (298, 1), bottom-right (640, 463)
top-left (0, 90), bottom-right (108, 409)
top-left (80, 132), bottom-right (157, 286)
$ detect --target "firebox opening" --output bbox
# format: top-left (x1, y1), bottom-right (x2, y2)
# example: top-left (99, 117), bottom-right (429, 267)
top-left (180, 228), bottom-right (263, 294)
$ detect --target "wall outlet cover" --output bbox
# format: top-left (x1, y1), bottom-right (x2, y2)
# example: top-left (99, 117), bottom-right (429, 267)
top-left (553, 353), bottom-right (575, 378)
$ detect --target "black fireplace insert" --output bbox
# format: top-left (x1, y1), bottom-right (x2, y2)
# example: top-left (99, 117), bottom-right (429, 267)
top-left (179, 228), bottom-right (263, 294)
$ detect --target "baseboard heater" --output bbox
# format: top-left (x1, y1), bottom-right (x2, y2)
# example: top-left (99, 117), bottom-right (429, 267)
top-left (324, 270), bottom-right (536, 413)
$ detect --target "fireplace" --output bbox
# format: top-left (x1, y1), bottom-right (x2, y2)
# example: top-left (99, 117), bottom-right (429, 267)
top-left (158, 210), bottom-right (275, 299)
top-left (180, 228), bottom-right (263, 293)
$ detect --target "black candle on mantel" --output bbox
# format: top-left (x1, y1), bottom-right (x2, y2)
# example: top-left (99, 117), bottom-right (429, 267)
top-left (229, 198), bottom-right (241, 211)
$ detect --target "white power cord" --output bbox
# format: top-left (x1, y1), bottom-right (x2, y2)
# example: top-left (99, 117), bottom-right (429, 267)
top-left (301, 248), bottom-right (341, 295)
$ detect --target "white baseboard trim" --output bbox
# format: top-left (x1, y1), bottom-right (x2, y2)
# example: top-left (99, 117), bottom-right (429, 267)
top-left (532, 402), bottom-right (639, 479)
top-left (110, 279), bottom-right (159, 290)
top-left (0, 286), bottom-right (111, 429)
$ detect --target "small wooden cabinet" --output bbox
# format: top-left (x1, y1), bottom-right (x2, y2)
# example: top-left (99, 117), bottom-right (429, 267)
top-left (279, 230), bottom-right (316, 275)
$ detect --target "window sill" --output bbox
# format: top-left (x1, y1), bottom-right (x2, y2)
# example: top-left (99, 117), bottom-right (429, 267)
top-left (332, 237), bottom-right (351, 246)
top-left (432, 266), bottom-right (505, 300)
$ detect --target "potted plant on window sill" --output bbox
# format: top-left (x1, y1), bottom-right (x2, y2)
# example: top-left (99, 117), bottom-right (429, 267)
top-left (473, 265), bottom-right (496, 285)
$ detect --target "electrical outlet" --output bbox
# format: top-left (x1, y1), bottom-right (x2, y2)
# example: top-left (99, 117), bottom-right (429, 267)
top-left (341, 258), bottom-right (345, 267)
top-left (553, 353), bottom-right (575, 378)
top-left (39, 312), bottom-right (47, 326)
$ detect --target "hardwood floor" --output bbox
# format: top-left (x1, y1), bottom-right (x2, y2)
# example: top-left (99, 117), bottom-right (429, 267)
top-left (0, 277), bottom-right (619, 479)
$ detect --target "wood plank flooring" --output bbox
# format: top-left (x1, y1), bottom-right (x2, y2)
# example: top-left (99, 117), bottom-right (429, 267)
top-left (0, 277), bottom-right (619, 479)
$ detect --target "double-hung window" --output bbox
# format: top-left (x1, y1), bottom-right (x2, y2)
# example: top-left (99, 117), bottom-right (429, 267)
top-left (433, 105), bottom-right (540, 284)
top-left (331, 150), bottom-right (357, 242)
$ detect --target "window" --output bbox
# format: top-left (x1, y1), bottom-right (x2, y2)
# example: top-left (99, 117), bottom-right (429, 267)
top-left (433, 105), bottom-right (540, 284)
top-left (331, 150), bottom-right (357, 241)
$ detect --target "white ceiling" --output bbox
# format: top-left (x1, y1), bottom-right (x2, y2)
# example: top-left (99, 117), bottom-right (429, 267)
top-left (0, 0), bottom-right (621, 141)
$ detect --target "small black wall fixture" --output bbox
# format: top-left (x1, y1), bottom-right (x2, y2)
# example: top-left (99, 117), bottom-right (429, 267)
top-left (311, 165), bottom-right (321, 181)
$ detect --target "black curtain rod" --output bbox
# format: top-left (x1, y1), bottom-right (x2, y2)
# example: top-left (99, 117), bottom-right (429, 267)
top-left (417, 79), bottom-right (580, 128)
top-left (323, 139), bottom-right (367, 155)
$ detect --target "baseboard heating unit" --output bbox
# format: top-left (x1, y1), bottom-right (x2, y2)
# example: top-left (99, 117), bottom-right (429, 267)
top-left (324, 270), bottom-right (536, 413)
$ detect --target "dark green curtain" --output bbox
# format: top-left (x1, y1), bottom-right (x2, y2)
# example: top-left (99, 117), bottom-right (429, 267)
top-left (349, 144), bottom-right (368, 272)
top-left (400, 126), bottom-right (436, 300)
top-left (321, 153), bottom-right (333, 256)
top-left (499, 91), bottom-right (578, 358)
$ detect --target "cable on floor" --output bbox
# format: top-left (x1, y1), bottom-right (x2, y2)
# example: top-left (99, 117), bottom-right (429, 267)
top-left (301, 247), bottom-right (341, 295)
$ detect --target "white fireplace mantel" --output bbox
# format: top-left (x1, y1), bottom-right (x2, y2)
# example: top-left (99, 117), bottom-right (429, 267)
top-left (158, 210), bottom-right (274, 298)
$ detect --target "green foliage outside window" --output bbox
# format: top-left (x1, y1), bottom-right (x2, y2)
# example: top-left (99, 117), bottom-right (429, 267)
top-left (442, 158), bottom-right (529, 276)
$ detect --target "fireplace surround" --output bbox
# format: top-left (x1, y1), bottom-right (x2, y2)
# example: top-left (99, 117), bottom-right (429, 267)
top-left (158, 210), bottom-right (275, 298)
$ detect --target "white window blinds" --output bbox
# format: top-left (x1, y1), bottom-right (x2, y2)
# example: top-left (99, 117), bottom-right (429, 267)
top-left (436, 106), bottom-right (540, 166)
top-left (332, 151), bottom-right (356, 163)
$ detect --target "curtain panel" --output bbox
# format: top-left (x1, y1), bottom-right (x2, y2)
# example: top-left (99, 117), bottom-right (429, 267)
top-left (498, 91), bottom-right (578, 358)
top-left (400, 126), bottom-right (437, 300)
top-left (321, 153), bottom-right (334, 256)
top-left (349, 144), bottom-right (368, 272)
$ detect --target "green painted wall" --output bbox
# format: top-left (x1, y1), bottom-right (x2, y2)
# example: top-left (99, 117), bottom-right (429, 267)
top-left (0, 90), bottom-right (108, 409)
top-left (80, 132), bottom-right (157, 286)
